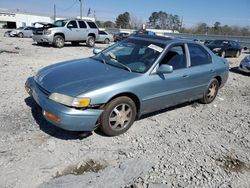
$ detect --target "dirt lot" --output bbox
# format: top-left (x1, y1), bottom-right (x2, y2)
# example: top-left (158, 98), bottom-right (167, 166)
top-left (0, 29), bottom-right (249, 188)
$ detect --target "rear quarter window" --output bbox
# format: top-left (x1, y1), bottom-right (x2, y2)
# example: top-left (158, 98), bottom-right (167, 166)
top-left (188, 44), bottom-right (212, 66)
top-left (87, 22), bottom-right (98, 29)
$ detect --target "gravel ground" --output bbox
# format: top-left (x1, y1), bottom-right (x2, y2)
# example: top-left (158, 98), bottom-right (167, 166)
top-left (0, 29), bottom-right (249, 188)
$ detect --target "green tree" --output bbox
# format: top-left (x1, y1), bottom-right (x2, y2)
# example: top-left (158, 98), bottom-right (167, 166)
top-left (115, 12), bottom-right (130, 28)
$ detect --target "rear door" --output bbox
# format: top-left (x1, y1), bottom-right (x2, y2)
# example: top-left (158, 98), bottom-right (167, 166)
top-left (185, 43), bottom-right (215, 100)
top-left (77, 20), bottom-right (88, 40)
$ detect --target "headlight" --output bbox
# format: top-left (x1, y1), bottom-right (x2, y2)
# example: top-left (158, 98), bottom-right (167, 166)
top-left (49, 93), bottom-right (91, 107)
top-left (44, 30), bottom-right (52, 35)
top-left (213, 48), bottom-right (221, 52)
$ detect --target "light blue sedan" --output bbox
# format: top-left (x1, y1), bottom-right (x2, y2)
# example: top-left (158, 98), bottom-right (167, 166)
top-left (25, 35), bottom-right (229, 136)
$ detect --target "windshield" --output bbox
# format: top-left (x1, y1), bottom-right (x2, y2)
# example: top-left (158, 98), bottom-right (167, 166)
top-left (53, 20), bottom-right (67, 27)
top-left (93, 38), bottom-right (165, 73)
top-left (210, 40), bottom-right (228, 45)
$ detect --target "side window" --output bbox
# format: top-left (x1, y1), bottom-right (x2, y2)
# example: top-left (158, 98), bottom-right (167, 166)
top-left (78, 21), bottom-right (87, 28)
top-left (99, 31), bottom-right (107, 35)
top-left (67, 21), bottom-right (78, 28)
top-left (188, 44), bottom-right (212, 66)
top-left (160, 45), bottom-right (186, 70)
top-left (87, 22), bottom-right (98, 28)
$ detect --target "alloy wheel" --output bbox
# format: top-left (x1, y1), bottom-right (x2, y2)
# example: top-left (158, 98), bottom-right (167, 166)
top-left (109, 103), bottom-right (132, 131)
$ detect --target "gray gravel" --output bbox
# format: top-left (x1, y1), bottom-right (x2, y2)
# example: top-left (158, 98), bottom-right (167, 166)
top-left (0, 29), bottom-right (249, 188)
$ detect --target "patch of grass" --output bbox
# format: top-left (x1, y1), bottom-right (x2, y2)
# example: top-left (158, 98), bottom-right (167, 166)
top-left (55, 159), bottom-right (106, 178)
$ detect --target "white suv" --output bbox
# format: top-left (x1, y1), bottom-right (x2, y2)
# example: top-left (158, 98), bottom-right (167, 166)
top-left (33, 19), bottom-right (99, 48)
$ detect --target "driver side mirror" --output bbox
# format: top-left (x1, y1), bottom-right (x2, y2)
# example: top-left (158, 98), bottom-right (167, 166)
top-left (93, 48), bottom-right (102, 54)
top-left (157, 64), bottom-right (173, 74)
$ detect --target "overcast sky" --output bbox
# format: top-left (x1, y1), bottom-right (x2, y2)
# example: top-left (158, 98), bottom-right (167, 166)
top-left (0, 0), bottom-right (249, 27)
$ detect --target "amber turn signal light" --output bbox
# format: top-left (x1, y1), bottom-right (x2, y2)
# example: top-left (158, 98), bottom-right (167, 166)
top-left (44, 111), bottom-right (61, 122)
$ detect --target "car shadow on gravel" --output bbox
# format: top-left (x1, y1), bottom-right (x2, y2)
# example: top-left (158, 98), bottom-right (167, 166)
top-left (32, 43), bottom-right (91, 48)
top-left (230, 67), bottom-right (250, 76)
top-left (25, 97), bottom-right (92, 140)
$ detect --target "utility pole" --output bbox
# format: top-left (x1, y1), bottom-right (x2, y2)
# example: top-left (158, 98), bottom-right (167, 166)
top-left (79, 0), bottom-right (83, 19)
top-left (53, 4), bottom-right (56, 21)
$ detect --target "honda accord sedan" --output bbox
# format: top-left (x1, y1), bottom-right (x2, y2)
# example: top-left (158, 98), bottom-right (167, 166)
top-left (25, 35), bottom-right (229, 136)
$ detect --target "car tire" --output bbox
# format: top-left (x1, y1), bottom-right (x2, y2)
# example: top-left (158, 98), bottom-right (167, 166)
top-left (53, 35), bottom-right (65, 48)
top-left (100, 96), bottom-right (137, 136)
top-left (200, 78), bottom-right (219, 104)
top-left (18, 32), bottom-right (24, 38)
top-left (221, 51), bottom-right (226, 58)
top-left (71, 41), bottom-right (80, 46)
top-left (104, 38), bottom-right (110, 44)
top-left (235, 50), bottom-right (241, 58)
top-left (86, 36), bottom-right (95, 47)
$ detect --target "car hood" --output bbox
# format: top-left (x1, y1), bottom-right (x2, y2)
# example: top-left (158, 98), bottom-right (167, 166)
top-left (35, 58), bottom-right (139, 97)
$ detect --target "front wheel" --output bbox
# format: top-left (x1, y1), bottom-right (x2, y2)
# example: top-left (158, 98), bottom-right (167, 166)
top-left (86, 36), bottom-right (95, 47)
top-left (53, 35), bottom-right (64, 48)
top-left (100, 97), bottom-right (137, 136)
top-left (200, 79), bottom-right (219, 104)
top-left (18, 32), bottom-right (24, 38)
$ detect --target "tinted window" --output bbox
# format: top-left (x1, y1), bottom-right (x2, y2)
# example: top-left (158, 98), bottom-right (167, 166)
top-left (54, 20), bottom-right (67, 27)
top-left (160, 45), bottom-right (186, 70)
top-left (78, 21), bottom-right (87, 28)
top-left (188, 44), bottom-right (212, 66)
top-left (67, 21), bottom-right (77, 28)
top-left (87, 22), bottom-right (98, 28)
top-left (99, 31), bottom-right (107, 35)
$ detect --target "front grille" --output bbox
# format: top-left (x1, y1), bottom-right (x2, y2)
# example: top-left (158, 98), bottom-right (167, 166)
top-left (36, 83), bottom-right (51, 96)
top-left (33, 30), bottom-right (43, 35)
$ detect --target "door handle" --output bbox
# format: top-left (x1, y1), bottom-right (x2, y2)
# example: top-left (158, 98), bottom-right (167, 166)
top-left (182, 75), bottom-right (189, 78)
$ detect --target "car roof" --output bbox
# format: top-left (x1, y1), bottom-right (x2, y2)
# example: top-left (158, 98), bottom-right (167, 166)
top-left (129, 34), bottom-right (196, 46)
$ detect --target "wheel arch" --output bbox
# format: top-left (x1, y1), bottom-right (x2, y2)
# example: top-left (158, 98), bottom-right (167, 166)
top-left (88, 33), bottom-right (96, 39)
top-left (54, 33), bottom-right (65, 39)
top-left (214, 76), bottom-right (222, 86)
top-left (106, 92), bottom-right (141, 116)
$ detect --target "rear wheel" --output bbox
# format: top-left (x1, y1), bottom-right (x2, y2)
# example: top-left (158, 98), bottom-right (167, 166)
top-left (100, 97), bottom-right (136, 136)
top-left (18, 32), bottom-right (24, 38)
top-left (104, 38), bottom-right (110, 44)
top-left (53, 35), bottom-right (64, 48)
top-left (200, 79), bottom-right (219, 104)
top-left (86, 36), bottom-right (95, 47)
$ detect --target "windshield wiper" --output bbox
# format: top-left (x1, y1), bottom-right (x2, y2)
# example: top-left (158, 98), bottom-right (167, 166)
top-left (108, 53), bottom-right (132, 72)
top-left (99, 52), bottom-right (107, 64)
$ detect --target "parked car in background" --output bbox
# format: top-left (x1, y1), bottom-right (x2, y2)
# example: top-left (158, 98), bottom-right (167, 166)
top-left (4, 30), bottom-right (12, 37)
top-left (25, 34), bottom-right (229, 136)
top-left (32, 19), bottom-right (99, 48)
top-left (10, 26), bottom-right (35, 38)
top-left (113, 32), bottom-right (130, 42)
top-left (206, 40), bottom-right (241, 58)
top-left (239, 55), bottom-right (250, 74)
top-left (96, 30), bottom-right (113, 44)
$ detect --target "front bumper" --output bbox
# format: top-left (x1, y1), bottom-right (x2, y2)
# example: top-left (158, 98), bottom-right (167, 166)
top-left (32, 34), bottom-right (54, 43)
top-left (25, 77), bottom-right (103, 131)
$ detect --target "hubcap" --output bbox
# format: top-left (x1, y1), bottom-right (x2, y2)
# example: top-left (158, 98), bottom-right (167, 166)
top-left (109, 103), bottom-right (132, 130)
top-left (56, 38), bottom-right (63, 47)
top-left (207, 83), bottom-right (217, 99)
